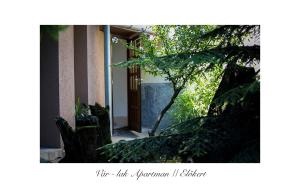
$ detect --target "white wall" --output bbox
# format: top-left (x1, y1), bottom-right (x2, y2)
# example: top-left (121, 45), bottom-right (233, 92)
top-left (112, 39), bottom-right (128, 117)
top-left (141, 70), bottom-right (169, 84)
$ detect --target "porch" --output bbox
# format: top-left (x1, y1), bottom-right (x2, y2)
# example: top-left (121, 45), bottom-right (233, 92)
top-left (40, 25), bottom-right (173, 162)
top-left (40, 127), bottom-right (149, 162)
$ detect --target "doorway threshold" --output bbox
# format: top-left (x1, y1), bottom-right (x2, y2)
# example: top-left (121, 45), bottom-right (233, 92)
top-left (112, 127), bottom-right (150, 143)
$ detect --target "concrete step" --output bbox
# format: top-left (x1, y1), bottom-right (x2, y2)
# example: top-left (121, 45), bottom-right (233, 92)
top-left (40, 148), bottom-right (65, 163)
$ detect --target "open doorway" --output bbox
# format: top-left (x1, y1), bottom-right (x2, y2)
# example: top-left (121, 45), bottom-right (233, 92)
top-left (112, 38), bottom-right (128, 130)
top-left (112, 37), bottom-right (142, 133)
top-left (111, 37), bottom-right (146, 142)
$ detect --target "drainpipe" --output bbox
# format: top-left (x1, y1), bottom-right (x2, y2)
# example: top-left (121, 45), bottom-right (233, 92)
top-left (104, 25), bottom-right (113, 136)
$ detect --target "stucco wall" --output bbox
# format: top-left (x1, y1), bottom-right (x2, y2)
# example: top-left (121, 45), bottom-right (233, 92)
top-left (41, 25), bottom-right (105, 148)
top-left (112, 39), bottom-right (128, 118)
top-left (74, 26), bottom-right (89, 104)
top-left (59, 26), bottom-right (75, 129)
top-left (87, 26), bottom-right (105, 106)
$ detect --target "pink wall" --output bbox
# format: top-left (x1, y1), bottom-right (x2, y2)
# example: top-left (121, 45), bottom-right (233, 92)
top-left (87, 26), bottom-right (105, 106)
top-left (41, 25), bottom-right (105, 148)
top-left (59, 26), bottom-right (75, 129)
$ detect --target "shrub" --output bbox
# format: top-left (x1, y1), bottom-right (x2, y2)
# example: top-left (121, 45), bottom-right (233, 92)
top-left (170, 65), bottom-right (223, 123)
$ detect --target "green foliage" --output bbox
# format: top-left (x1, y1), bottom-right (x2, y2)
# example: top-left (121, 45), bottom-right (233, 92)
top-left (76, 125), bottom-right (98, 131)
top-left (89, 103), bottom-right (112, 145)
top-left (230, 140), bottom-right (260, 162)
top-left (97, 84), bottom-right (259, 163)
top-left (117, 25), bottom-right (222, 90)
top-left (97, 116), bottom-right (208, 163)
top-left (95, 25), bottom-right (261, 162)
top-left (117, 25), bottom-right (259, 89)
top-left (211, 80), bottom-right (260, 115)
top-left (75, 98), bottom-right (90, 120)
top-left (97, 66), bottom-right (260, 163)
top-left (40, 25), bottom-right (68, 41)
top-left (160, 116), bottom-right (208, 136)
top-left (97, 136), bottom-right (179, 163)
top-left (116, 25), bottom-right (259, 134)
top-left (97, 116), bottom-right (231, 163)
top-left (170, 65), bottom-right (223, 123)
top-left (100, 76), bottom-right (259, 162)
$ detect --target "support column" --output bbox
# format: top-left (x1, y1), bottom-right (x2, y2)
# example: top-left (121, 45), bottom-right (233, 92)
top-left (104, 25), bottom-right (113, 136)
top-left (59, 26), bottom-right (75, 130)
top-left (74, 25), bottom-right (89, 104)
top-left (40, 26), bottom-right (75, 148)
top-left (40, 30), bottom-right (61, 148)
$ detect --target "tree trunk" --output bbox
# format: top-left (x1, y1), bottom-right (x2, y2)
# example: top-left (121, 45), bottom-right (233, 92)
top-left (149, 88), bottom-right (181, 136)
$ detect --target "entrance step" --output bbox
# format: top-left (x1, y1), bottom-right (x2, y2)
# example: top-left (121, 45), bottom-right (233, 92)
top-left (112, 128), bottom-right (150, 143)
top-left (40, 148), bottom-right (65, 163)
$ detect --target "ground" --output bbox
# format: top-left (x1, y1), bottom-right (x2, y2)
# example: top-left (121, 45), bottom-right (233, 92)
top-left (40, 128), bottom-right (149, 162)
top-left (112, 127), bottom-right (150, 143)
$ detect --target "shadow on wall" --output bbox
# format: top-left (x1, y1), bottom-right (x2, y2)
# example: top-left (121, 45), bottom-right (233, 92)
top-left (141, 83), bottom-right (174, 131)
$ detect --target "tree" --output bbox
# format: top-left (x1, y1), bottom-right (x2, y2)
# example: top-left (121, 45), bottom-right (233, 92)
top-left (118, 25), bottom-right (260, 136)
top-left (170, 64), bottom-right (223, 123)
top-left (98, 63), bottom-right (260, 163)
top-left (40, 25), bottom-right (68, 41)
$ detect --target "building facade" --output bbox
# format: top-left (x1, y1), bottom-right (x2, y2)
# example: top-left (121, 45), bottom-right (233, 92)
top-left (40, 25), bottom-right (173, 149)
